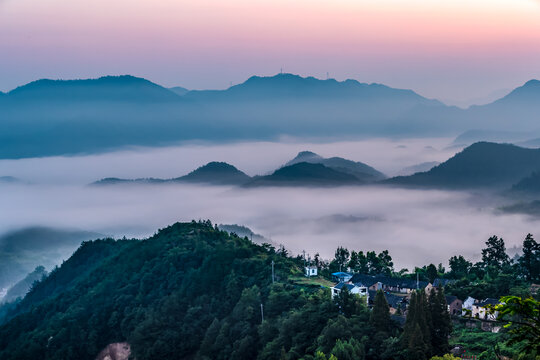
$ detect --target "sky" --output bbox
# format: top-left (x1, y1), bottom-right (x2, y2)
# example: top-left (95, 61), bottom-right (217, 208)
top-left (1, 0), bottom-right (540, 104)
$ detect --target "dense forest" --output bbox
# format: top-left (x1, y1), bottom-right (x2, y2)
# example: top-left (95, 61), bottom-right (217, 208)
top-left (0, 221), bottom-right (538, 360)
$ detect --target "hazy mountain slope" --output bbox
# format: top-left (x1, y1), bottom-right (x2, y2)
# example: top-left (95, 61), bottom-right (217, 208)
top-left (452, 130), bottom-right (536, 147)
top-left (93, 162), bottom-right (251, 186)
top-left (0, 227), bottom-right (102, 290)
top-left (1, 74), bottom-right (540, 159)
top-left (217, 224), bottom-right (270, 244)
top-left (175, 162), bottom-right (251, 185)
top-left (186, 73), bottom-right (441, 104)
top-left (511, 171), bottom-right (540, 193)
top-left (246, 162), bottom-right (362, 187)
top-left (465, 79), bottom-right (540, 131)
top-left (386, 142), bottom-right (540, 189)
top-left (1, 266), bottom-right (48, 304)
top-left (0, 74), bottom-right (462, 159)
top-left (285, 151), bottom-right (386, 181)
top-left (397, 162), bottom-right (440, 176)
top-left (169, 86), bottom-right (189, 96)
top-left (4, 76), bottom-right (181, 103)
top-left (0, 221), bottom-right (302, 360)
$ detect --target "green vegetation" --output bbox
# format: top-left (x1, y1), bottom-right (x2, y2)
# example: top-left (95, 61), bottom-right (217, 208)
top-left (0, 221), bottom-right (538, 359)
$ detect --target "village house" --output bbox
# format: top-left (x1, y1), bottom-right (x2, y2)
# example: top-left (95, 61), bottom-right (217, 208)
top-left (445, 295), bottom-right (463, 316)
top-left (351, 274), bottom-right (430, 294)
top-left (305, 265), bottom-right (318, 277)
top-left (331, 282), bottom-right (369, 301)
top-left (331, 272), bottom-right (353, 283)
top-left (462, 296), bottom-right (476, 316)
top-left (471, 298), bottom-right (499, 320)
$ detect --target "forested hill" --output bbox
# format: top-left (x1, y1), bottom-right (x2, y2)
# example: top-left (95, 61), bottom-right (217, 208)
top-left (0, 221), bottom-right (318, 360)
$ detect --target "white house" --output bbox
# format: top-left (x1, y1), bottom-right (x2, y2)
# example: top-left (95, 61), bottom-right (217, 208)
top-left (462, 296), bottom-right (476, 316)
top-left (305, 265), bottom-right (318, 277)
top-left (472, 298), bottom-right (499, 320)
top-left (331, 282), bottom-right (369, 302)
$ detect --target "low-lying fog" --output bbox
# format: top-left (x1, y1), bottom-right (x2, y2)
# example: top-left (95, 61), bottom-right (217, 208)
top-left (0, 138), bottom-right (536, 270)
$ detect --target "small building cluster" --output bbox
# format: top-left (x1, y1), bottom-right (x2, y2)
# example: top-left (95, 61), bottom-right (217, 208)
top-left (329, 272), bottom-right (502, 326)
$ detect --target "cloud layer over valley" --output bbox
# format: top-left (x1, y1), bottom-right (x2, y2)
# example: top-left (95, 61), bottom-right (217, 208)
top-left (0, 139), bottom-right (536, 272)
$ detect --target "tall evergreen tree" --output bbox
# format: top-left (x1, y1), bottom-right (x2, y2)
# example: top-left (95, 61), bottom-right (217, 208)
top-left (401, 291), bottom-right (432, 359)
top-left (370, 290), bottom-right (392, 335)
top-left (519, 233), bottom-right (540, 282)
top-left (428, 287), bottom-right (452, 356)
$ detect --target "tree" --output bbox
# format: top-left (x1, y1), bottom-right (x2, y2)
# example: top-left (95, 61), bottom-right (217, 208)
top-left (370, 291), bottom-right (392, 335)
top-left (334, 247), bottom-right (350, 272)
top-left (426, 264), bottom-right (438, 284)
top-left (428, 288), bottom-right (452, 356)
top-left (335, 288), bottom-right (367, 318)
top-left (481, 235), bottom-right (510, 271)
top-left (331, 338), bottom-right (365, 360)
top-left (492, 296), bottom-right (540, 355)
top-left (448, 255), bottom-right (472, 279)
top-left (401, 291), bottom-right (432, 359)
top-left (519, 234), bottom-right (540, 282)
top-left (377, 250), bottom-right (394, 276)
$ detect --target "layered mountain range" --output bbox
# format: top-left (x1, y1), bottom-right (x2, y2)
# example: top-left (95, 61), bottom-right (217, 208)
top-left (93, 142), bottom-right (540, 193)
top-left (2, 74), bottom-right (540, 158)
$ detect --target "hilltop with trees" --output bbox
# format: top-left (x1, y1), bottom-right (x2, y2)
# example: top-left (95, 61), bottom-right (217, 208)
top-left (0, 221), bottom-right (538, 359)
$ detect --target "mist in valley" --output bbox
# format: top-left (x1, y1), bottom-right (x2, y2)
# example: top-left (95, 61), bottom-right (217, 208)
top-left (0, 138), bottom-right (536, 284)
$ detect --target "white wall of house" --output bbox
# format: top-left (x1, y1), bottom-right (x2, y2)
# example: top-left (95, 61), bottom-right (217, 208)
top-left (305, 266), bottom-right (318, 277)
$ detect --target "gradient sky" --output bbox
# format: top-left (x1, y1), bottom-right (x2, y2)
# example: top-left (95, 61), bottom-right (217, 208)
top-left (1, 0), bottom-right (540, 104)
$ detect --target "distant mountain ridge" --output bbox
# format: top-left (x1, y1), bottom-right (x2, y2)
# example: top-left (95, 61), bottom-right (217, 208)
top-left (3, 75), bottom-right (181, 103)
top-left (94, 162), bottom-right (251, 186)
top-left (185, 73), bottom-right (441, 104)
top-left (93, 152), bottom-right (386, 188)
top-left (285, 150), bottom-right (386, 182)
top-left (246, 162), bottom-right (362, 187)
top-left (1, 73), bottom-right (539, 158)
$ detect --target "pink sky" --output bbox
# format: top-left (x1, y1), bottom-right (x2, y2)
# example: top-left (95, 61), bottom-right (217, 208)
top-left (1, 0), bottom-right (540, 104)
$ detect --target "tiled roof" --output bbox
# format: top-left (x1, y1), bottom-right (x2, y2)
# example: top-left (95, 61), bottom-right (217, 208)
top-left (433, 278), bottom-right (455, 287)
top-left (477, 298), bottom-right (499, 307)
top-left (351, 274), bottom-right (428, 289)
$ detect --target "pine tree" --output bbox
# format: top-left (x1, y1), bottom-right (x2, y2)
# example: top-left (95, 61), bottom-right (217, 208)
top-left (519, 234), bottom-right (540, 282)
top-left (370, 290), bottom-right (392, 335)
top-left (428, 287), bottom-right (452, 356)
top-left (401, 291), bottom-right (432, 359)
top-left (407, 323), bottom-right (428, 360)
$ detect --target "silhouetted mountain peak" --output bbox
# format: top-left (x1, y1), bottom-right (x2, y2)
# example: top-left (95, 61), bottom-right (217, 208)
top-left (7, 75), bottom-right (180, 102)
top-left (386, 141), bottom-right (540, 189)
top-left (495, 79), bottom-right (540, 103)
top-left (284, 151), bottom-right (386, 181)
top-left (286, 151), bottom-right (323, 165)
top-left (177, 162), bottom-right (251, 185)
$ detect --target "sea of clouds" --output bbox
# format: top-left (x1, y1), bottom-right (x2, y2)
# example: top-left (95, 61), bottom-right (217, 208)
top-left (0, 138), bottom-right (535, 270)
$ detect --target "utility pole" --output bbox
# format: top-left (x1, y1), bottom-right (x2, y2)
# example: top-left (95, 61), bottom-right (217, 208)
top-left (271, 260), bottom-right (275, 284)
top-left (416, 272), bottom-right (419, 290)
top-left (260, 303), bottom-right (264, 323)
